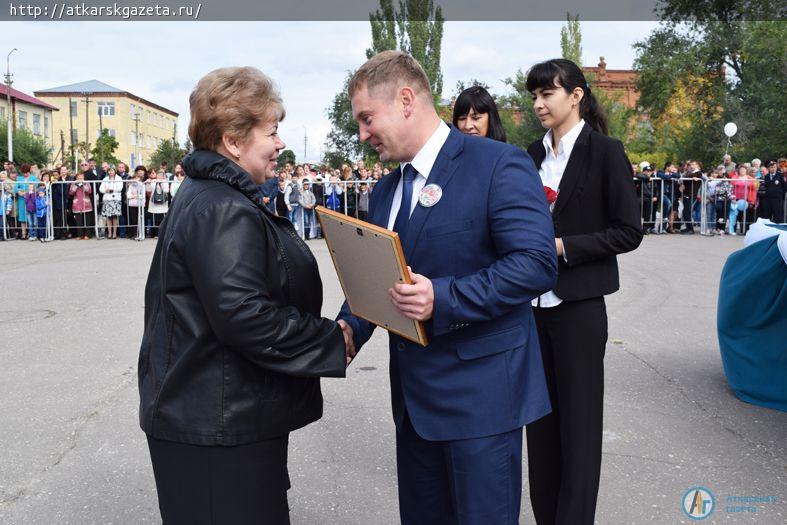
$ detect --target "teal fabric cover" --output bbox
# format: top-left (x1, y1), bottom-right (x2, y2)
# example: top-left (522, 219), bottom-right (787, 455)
top-left (718, 230), bottom-right (787, 412)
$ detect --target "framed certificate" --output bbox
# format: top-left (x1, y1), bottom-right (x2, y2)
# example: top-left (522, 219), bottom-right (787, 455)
top-left (315, 206), bottom-right (428, 346)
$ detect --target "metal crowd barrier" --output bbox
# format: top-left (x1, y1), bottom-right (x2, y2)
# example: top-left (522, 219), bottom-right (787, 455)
top-left (631, 176), bottom-right (770, 236)
top-left (5, 175), bottom-right (783, 243)
top-left (276, 179), bottom-right (379, 240)
top-left (48, 179), bottom-right (152, 241)
top-left (0, 179), bottom-right (169, 242)
top-left (3, 177), bottom-right (373, 243)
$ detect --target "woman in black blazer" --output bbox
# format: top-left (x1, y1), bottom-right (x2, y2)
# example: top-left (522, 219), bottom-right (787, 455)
top-left (524, 59), bottom-right (643, 525)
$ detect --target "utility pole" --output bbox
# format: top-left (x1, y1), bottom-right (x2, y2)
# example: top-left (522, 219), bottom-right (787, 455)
top-left (98, 104), bottom-right (104, 163)
top-left (59, 129), bottom-right (65, 166)
top-left (68, 96), bottom-right (75, 171)
top-left (83, 92), bottom-right (91, 159)
top-left (5, 48), bottom-right (17, 162)
top-left (132, 109), bottom-right (141, 168)
top-left (302, 125), bottom-right (307, 163)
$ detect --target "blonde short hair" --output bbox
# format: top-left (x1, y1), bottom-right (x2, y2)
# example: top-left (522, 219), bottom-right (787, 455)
top-left (348, 50), bottom-right (431, 100)
top-left (188, 66), bottom-right (285, 151)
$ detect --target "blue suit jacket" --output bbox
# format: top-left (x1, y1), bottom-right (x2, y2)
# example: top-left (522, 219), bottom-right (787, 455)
top-left (339, 128), bottom-right (557, 441)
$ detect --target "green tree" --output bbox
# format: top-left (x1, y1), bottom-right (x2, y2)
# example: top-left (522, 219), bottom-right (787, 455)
top-left (500, 72), bottom-right (546, 150)
top-left (322, 150), bottom-right (350, 170)
top-left (394, 0), bottom-right (445, 102)
top-left (367, 0), bottom-right (397, 58)
top-left (732, 21), bottom-right (787, 160)
top-left (558, 14), bottom-right (637, 145)
top-left (560, 13), bottom-right (582, 65)
top-left (276, 149), bottom-right (296, 168)
top-left (0, 122), bottom-right (51, 166)
top-left (149, 138), bottom-right (186, 170)
top-left (324, 0), bottom-right (445, 164)
top-left (91, 129), bottom-right (120, 166)
top-left (452, 79), bottom-right (490, 99)
top-left (634, 2), bottom-right (786, 165)
top-left (325, 74), bottom-right (379, 165)
top-left (70, 141), bottom-right (92, 168)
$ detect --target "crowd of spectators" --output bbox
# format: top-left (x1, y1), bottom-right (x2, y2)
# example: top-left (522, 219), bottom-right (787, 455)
top-left (257, 160), bottom-right (384, 238)
top-left (632, 155), bottom-right (786, 236)
top-left (0, 158), bottom-right (185, 241)
top-left (0, 157), bottom-right (382, 242)
top-left (4, 153), bottom-right (784, 243)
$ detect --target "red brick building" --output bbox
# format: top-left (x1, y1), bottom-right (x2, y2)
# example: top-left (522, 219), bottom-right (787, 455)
top-left (582, 57), bottom-right (640, 109)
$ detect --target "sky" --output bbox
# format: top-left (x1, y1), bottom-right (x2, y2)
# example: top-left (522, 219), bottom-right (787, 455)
top-left (3, 21), bottom-right (659, 162)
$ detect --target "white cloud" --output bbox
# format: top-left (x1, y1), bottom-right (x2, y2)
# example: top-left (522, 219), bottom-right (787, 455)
top-left (2, 20), bottom-right (657, 163)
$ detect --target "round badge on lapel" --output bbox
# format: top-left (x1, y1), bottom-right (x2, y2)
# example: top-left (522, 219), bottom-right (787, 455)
top-left (419, 184), bottom-right (443, 208)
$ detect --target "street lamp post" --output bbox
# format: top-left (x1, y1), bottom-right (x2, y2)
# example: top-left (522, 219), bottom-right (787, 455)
top-left (5, 48), bottom-right (18, 162)
top-left (302, 125), bottom-right (307, 163)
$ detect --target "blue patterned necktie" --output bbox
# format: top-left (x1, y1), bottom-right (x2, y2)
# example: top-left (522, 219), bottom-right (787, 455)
top-left (392, 163), bottom-right (418, 240)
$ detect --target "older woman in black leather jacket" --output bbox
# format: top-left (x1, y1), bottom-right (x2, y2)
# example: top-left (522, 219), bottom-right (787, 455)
top-left (138, 66), bottom-right (349, 524)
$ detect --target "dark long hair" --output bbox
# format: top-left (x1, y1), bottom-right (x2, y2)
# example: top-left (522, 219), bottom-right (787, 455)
top-left (452, 86), bottom-right (507, 142)
top-left (525, 58), bottom-right (608, 136)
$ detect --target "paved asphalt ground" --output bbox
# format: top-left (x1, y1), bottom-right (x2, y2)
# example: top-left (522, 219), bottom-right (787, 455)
top-left (1, 233), bottom-right (785, 524)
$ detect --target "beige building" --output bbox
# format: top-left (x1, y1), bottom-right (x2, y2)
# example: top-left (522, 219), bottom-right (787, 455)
top-left (35, 80), bottom-right (178, 169)
top-left (1, 84), bottom-right (58, 158)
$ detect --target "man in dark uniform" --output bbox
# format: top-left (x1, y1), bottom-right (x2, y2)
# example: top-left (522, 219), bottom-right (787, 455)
top-left (758, 161), bottom-right (786, 223)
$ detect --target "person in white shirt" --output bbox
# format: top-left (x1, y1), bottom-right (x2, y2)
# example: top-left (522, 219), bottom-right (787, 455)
top-left (99, 167), bottom-right (124, 239)
top-left (146, 170), bottom-right (170, 238)
top-left (524, 59), bottom-right (643, 525)
top-left (126, 167), bottom-right (146, 239)
top-left (336, 50), bottom-right (557, 524)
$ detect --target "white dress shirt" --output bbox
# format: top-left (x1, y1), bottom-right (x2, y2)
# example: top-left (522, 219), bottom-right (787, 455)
top-left (533, 119), bottom-right (585, 309)
top-left (386, 121), bottom-right (451, 230)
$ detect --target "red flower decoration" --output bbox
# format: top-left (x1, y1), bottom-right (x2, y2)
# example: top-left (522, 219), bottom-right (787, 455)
top-left (544, 186), bottom-right (558, 205)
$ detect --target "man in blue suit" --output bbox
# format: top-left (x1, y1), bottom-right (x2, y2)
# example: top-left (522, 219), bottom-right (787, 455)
top-left (337, 51), bottom-right (557, 524)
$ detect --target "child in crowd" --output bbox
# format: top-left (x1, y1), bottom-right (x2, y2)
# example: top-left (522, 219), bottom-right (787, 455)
top-left (357, 182), bottom-right (370, 222)
top-left (24, 183), bottom-right (38, 241)
top-left (35, 185), bottom-right (48, 242)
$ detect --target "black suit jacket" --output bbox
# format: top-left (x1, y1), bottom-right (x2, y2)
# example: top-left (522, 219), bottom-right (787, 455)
top-left (763, 171), bottom-right (786, 199)
top-left (528, 124), bottom-right (643, 301)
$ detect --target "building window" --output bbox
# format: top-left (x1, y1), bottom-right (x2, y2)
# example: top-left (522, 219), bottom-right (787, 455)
top-left (130, 103), bottom-right (135, 119)
top-left (130, 132), bottom-right (136, 146)
top-left (33, 114), bottom-right (41, 135)
top-left (97, 101), bottom-right (115, 116)
top-left (71, 129), bottom-right (79, 143)
top-left (139, 132), bottom-right (144, 147)
top-left (96, 129), bottom-right (116, 138)
top-left (147, 110), bottom-right (151, 124)
top-left (0, 107), bottom-right (5, 121)
top-left (44, 116), bottom-right (49, 138)
top-left (19, 111), bottom-right (27, 129)
top-left (146, 135), bottom-right (151, 149)
top-left (70, 101), bottom-right (78, 117)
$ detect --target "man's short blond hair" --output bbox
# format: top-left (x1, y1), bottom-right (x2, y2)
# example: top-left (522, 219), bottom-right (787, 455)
top-left (188, 66), bottom-right (285, 151)
top-left (348, 50), bottom-right (431, 100)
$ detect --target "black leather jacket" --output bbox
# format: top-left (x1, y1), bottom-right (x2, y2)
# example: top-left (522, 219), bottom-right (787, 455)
top-left (138, 150), bottom-right (346, 446)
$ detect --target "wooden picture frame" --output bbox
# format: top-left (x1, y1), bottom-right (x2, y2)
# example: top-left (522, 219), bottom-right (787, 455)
top-left (315, 206), bottom-right (428, 346)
